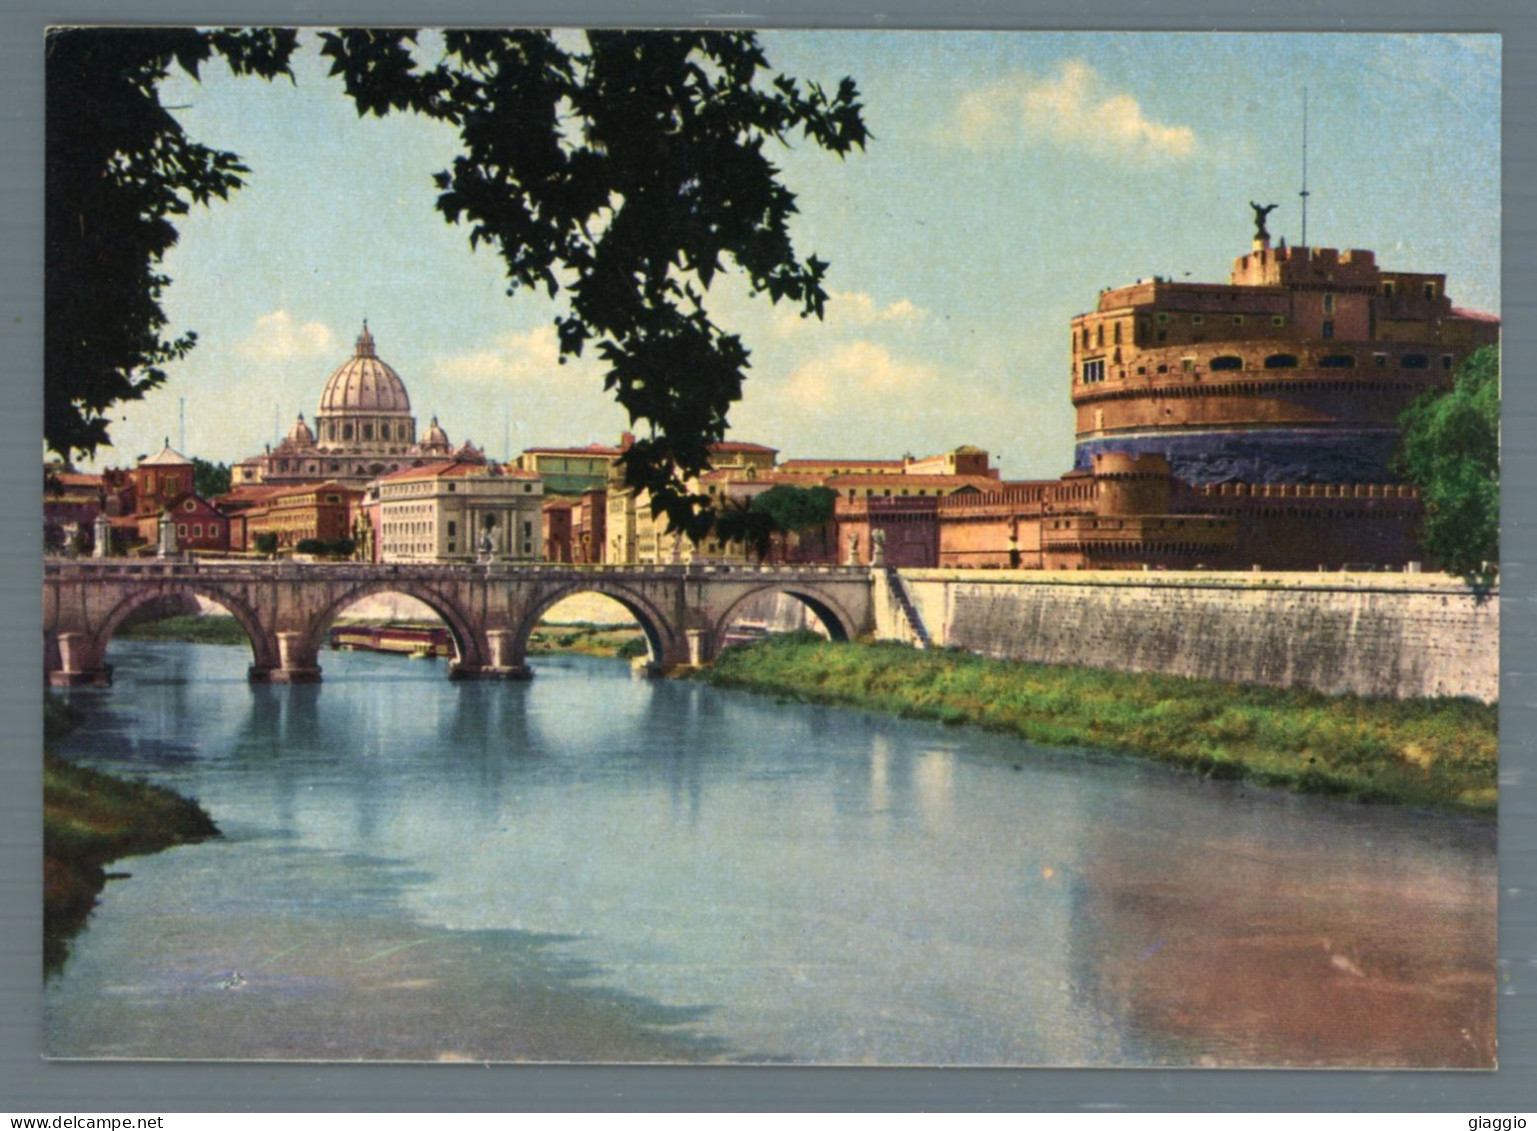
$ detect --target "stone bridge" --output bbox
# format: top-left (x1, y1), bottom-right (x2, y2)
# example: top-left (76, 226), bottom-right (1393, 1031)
top-left (43, 559), bottom-right (876, 685)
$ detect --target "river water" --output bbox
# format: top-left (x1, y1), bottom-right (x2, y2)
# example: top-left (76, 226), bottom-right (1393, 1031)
top-left (46, 640), bottom-right (1496, 1067)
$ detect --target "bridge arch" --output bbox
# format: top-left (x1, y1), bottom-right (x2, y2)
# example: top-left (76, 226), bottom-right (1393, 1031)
top-left (710, 583), bottom-right (858, 657)
top-left (93, 583), bottom-right (277, 673)
top-left (305, 580), bottom-right (485, 672)
top-left (513, 580), bottom-right (679, 667)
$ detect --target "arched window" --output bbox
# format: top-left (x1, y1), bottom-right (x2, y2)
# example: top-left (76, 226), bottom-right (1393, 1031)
top-left (1318, 354), bottom-right (1355, 368)
top-left (1264, 354), bottom-right (1298, 369)
top-left (1210, 355), bottom-right (1243, 371)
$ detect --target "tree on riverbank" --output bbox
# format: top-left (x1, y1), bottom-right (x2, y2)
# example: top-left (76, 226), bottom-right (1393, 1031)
top-left (1397, 344), bottom-right (1499, 592)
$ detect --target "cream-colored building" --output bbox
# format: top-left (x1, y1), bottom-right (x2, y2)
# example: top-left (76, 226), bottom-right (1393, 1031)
top-left (376, 461), bottom-right (543, 564)
top-left (606, 440), bottom-right (777, 564)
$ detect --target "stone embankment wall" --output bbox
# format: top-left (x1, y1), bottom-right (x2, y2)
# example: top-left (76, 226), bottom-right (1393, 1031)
top-left (875, 569), bottom-right (1498, 702)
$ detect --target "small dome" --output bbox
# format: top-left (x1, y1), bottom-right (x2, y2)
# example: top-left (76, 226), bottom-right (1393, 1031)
top-left (287, 413), bottom-right (316, 446)
top-left (419, 415), bottom-right (451, 449)
top-left (318, 323), bottom-right (411, 416)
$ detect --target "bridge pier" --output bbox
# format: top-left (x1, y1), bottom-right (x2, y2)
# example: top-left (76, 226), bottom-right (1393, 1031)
top-left (47, 632), bottom-right (112, 686)
top-left (446, 627), bottom-right (533, 680)
top-left (253, 630), bottom-right (322, 684)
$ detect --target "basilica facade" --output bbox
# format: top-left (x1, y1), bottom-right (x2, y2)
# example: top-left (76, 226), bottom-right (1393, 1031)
top-left (232, 323), bottom-right (482, 489)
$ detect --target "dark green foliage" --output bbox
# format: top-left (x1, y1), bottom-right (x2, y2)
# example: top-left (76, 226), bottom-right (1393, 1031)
top-left (712, 501), bottom-right (778, 561)
top-left (252, 532), bottom-right (279, 555)
top-left (704, 636), bottom-right (1498, 813)
top-left (45, 28), bottom-right (298, 460)
top-left (293, 537), bottom-right (353, 557)
top-left (616, 636), bottom-right (650, 659)
top-left (193, 457), bottom-right (232, 499)
top-left (749, 484), bottom-right (837, 533)
top-left (1397, 345), bottom-right (1500, 591)
top-left (317, 30), bottom-right (867, 540)
top-left (713, 485), bottom-right (838, 560)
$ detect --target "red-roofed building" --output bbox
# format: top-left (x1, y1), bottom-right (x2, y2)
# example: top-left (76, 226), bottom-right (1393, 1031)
top-left (376, 461), bottom-right (544, 563)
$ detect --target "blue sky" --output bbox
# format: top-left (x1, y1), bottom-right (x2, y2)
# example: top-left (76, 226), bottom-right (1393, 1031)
top-left (86, 30), bottom-right (1500, 480)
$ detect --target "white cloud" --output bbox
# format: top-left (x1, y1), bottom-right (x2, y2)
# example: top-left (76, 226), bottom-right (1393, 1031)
top-left (774, 290), bottom-right (929, 336)
top-left (951, 60), bottom-right (1196, 161)
top-left (235, 310), bottom-right (335, 359)
top-left (782, 340), bottom-right (935, 411)
top-left (432, 324), bottom-right (569, 386)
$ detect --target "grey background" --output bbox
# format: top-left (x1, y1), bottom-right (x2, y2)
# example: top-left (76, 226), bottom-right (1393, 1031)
top-left (2, 0), bottom-right (1531, 1112)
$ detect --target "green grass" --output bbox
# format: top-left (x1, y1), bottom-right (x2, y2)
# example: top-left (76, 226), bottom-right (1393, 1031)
top-left (528, 622), bottom-right (646, 659)
top-left (42, 695), bottom-right (219, 975)
top-left (701, 636), bottom-right (1498, 814)
top-left (114, 614), bottom-right (251, 646)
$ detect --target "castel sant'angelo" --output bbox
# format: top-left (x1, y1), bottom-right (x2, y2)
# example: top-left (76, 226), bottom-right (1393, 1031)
top-left (936, 204), bottom-right (1499, 572)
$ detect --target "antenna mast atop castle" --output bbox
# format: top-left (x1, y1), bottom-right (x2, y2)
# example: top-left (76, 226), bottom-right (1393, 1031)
top-left (1299, 85), bottom-right (1311, 248)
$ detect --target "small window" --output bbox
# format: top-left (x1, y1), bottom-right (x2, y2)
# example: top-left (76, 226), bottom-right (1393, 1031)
top-left (1318, 354), bottom-right (1356, 369)
top-left (524, 484), bottom-right (533, 493)
top-left (177, 524), bottom-right (188, 538)
top-left (1322, 294), bottom-right (1335, 314)
top-left (448, 521), bottom-right (457, 537)
top-left (1156, 330), bottom-right (1167, 342)
top-left (1402, 354), bottom-right (1429, 369)
top-left (1156, 364), bottom-right (1168, 374)
top-left (1423, 282), bottom-right (1437, 300)
top-left (1081, 359), bottom-right (1105, 384)
top-left (343, 424), bottom-right (353, 441)
top-left (1191, 314), bottom-right (1204, 325)
top-left (1441, 354), bottom-right (1454, 370)
top-left (184, 499), bottom-right (196, 512)
top-left (326, 494), bottom-right (339, 504)
top-left (1264, 353), bottom-right (1298, 369)
top-left (1272, 315), bottom-right (1285, 327)
top-left (1383, 281), bottom-right (1396, 298)
top-left (1232, 314), bottom-right (1245, 325)
top-left (1322, 320), bottom-right (1334, 340)
top-left (1182, 357), bottom-right (1194, 373)
top-left (1114, 322), bottom-right (1123, 344)
top-left (1156, 313), bottom-right (1170, 323)
top-left (1210, 355), bottom-right (1243, 371)
top-left (448, 483), bottom-right (456, 492)
top-left (192, 524), bottom-right (202, 538)
top-left (1374, 353), bottom-right (1388, 368)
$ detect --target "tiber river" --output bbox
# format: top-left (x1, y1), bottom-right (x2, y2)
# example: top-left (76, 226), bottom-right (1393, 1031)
top-left (46, 636), bottom-right (1496, 1067)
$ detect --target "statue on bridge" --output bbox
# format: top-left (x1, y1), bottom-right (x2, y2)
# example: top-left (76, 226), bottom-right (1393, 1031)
top-left (846, 531), bottom-right (860, 567)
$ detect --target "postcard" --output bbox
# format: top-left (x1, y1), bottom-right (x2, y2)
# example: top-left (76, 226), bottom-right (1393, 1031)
top-left (41, 27), bottom-right (1499, 1066)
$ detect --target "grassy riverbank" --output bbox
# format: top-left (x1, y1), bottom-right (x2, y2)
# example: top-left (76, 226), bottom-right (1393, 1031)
top-left (43, 695), bottom-right (219, 975)
top-left (529, 622), bottom-right (647, 659)
top-left (115, 613), bottom-right (251, 645)
top-left (702, 635), bottom-right (1498, 813)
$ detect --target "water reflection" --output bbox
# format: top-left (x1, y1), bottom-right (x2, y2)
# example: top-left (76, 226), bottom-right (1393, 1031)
top-left (1067, 776), bottom-right (1497, 1067)
top-left (49, 641), bottom-right (1496, 1067)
